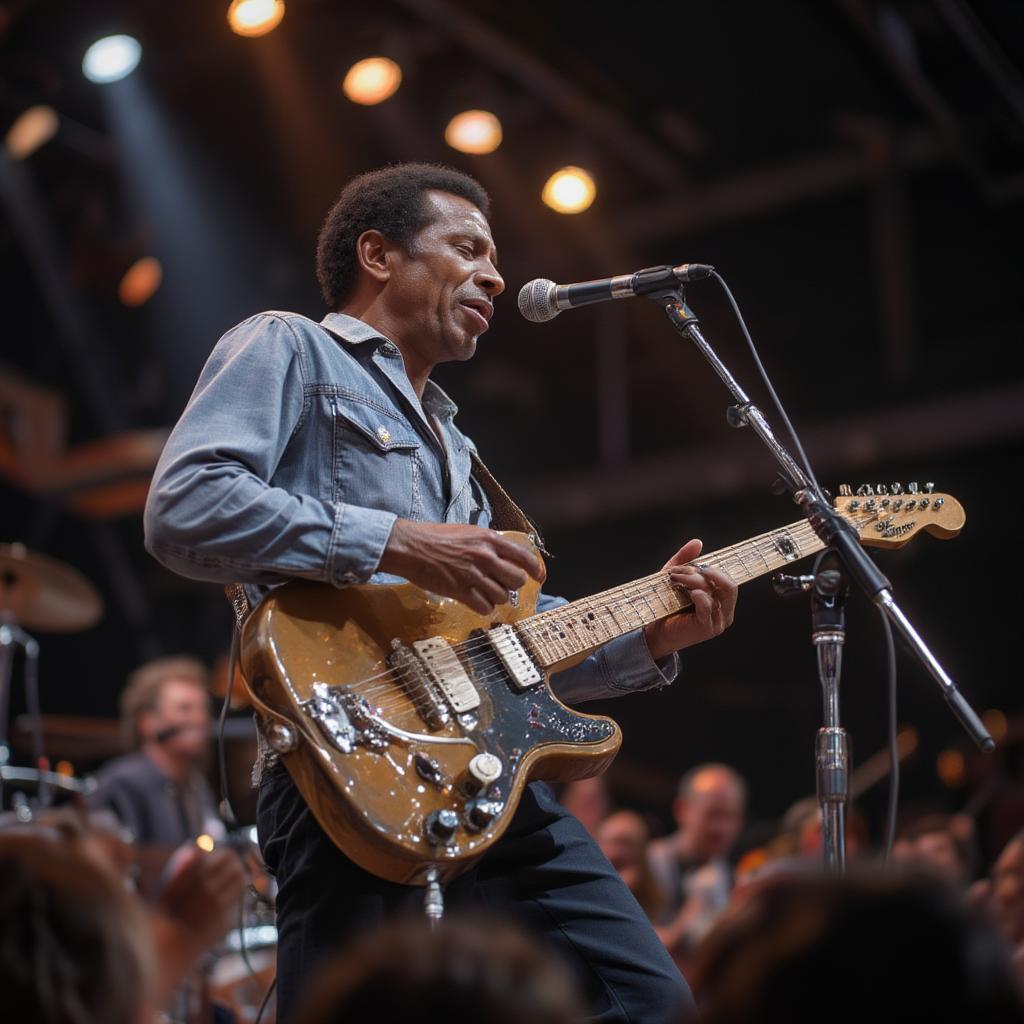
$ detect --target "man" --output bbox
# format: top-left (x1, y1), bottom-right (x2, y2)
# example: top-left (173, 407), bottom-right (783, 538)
top-left (144, 163), bottom-right (738, 1023)
top-left (648, 763), bottom-right (746, 959)
top-left (89, 656), bottom-right (222, 848)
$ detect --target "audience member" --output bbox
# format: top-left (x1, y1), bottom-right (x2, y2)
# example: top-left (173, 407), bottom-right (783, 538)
top-left (294, 914), bottom-right (584, 1024)
top-left (597, 810), bottom-right (666, 919)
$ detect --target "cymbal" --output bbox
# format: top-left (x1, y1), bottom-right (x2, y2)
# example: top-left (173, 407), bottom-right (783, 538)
top-left (0, 543), bottom-right (102, 632)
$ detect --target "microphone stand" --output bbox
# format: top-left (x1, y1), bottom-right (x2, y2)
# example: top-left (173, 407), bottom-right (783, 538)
top-left (649, 290), bottom-right (994, 759)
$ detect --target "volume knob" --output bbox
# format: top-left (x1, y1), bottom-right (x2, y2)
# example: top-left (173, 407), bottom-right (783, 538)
top-left (467, 753), bottom-right (503, 789)
top-left (424, 809), bottom-right (459, 845)
top-left (465, 798), bottom-right (505, 831)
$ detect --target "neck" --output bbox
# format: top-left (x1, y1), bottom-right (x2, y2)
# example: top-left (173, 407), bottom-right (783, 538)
top-left (142, 741), bottom-right (191, 784)
top-left (337, 299), bottom-right (434, 399)
top-left (518, 517), bottom-right (828, 669)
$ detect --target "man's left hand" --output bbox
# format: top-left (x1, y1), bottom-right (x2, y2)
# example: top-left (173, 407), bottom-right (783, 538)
top-left (643, 539), bottom-right (738, 661)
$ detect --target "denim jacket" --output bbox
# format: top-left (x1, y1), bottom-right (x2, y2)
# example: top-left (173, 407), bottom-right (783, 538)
top-left (144, 311), bottom-right (679, 704)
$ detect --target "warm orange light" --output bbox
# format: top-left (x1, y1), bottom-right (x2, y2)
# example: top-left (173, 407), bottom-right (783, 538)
top-left (937, 749), bottom-right (966, 788)
top-left (542, 166), bottom-right (596, 214)
top-left (982, 709), bottom-right (1007, 743)
top-left (445, 110), bottom-right (502, 155)
top-left (118, 257), bottom-right (163, 307)
top-left (342, 57), bottom-right (402, 106)
top-left (228, 0), bottom-right (285, 38)
top-left (5, 105), bottom-right (59, 160)
top-left (196, 833), bottom-right (216, 852)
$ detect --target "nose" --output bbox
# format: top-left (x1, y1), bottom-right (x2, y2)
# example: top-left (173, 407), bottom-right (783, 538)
top-left (477, 261), bottom-right (504, 298)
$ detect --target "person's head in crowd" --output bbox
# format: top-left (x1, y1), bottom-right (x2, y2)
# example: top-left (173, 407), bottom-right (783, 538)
top-left (990, 829), bottom-right (1024, 947)
top-left (0, 831), bottom-right (155, 1024)
top-left (294, 914), bottom-right (584, 1024)
top-left (120, 655), bottom-right (211, 770)
top-left (672, 763), bottom-right (746, 863)
top-left (774, 796), bottom-right (869, 862)
top-left (597, 810), bottom-right (665, 919)
top-left (691, 868), bottom-right (1024, 1024)
top-left (560, 776), bottom-right (611, 835)
top-left (893, 813), bottom-right (974, 885)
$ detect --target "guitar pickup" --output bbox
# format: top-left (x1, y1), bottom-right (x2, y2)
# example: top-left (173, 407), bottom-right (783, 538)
top-left (486, 624), bottom-right (543, 691)
top-left (411, 637), bottom-right (480, 712)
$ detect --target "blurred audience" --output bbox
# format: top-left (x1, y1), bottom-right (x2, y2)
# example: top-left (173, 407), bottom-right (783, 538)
top-left (0, 829), bottom-right (156, 1024)
top-left (559, 776), bottom-right (611, 836)
top-left (691, 868), bottom-right (1024, 1024)
top-left (647, 763), bottom-right (746, 960)
top-left (893, 812), bottom-right (975, 885)
top-left (0, 813), bottom-right (247, 1022)
top-left (294, 914), bottom-right (584, 1024)
top-left (596, 810), bottom-right (666, 919)
top-left (972, 829), bottom-right (1024, 975)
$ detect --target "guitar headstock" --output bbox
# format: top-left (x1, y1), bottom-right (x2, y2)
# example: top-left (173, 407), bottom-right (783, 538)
top-left (834, 481), bottom-right (965, 549)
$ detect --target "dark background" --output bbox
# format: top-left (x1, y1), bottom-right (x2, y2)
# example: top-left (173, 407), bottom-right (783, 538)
top-left (1, 0), bottom-right (1022, 843)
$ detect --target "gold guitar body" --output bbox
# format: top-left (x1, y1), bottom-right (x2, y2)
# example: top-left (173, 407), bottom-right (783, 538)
top-left (239, 532), bottom-right (620, 886)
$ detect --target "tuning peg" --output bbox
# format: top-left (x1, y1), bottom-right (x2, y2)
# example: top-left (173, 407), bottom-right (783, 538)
top-left (908, 482), bottom-right (919, 494)
top-left (924, 482), bottom-right (935, 494)
top-left (890, 482), bottom-right (903, 495)
top-left (876, 484), bottom-right (889, 496)
top-left (856, 484), bottom-right (874, 496)
top-left (839, 484), bottom-right (852, 497)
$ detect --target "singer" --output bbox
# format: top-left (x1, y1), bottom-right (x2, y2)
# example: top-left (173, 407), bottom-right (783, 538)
top-left (89, 655), bottom-right (224, 848)
top-left (144, 162), bottom-right (738, 1023)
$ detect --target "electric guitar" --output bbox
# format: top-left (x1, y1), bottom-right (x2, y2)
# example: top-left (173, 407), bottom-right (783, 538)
top-left (239, 485), bottom-right (965, 885)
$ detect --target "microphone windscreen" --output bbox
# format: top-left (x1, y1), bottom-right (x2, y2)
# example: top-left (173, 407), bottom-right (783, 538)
top-left (518, 279), bottom-right (559, 323)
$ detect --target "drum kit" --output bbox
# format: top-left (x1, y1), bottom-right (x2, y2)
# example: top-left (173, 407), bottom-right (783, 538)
top-left (0, 541), bottom-right (277, 1023)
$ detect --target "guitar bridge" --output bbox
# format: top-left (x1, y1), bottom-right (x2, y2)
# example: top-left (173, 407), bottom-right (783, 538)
top-left (388, 640), bottom-right (451, 729)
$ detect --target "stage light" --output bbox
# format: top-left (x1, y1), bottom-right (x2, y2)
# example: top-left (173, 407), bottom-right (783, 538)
top-left (936, 749), bottom-right (965, 788)
top-left (82, 35), bottom-right (142, 84)
top-left (445, 110), bottom-right (502, 155)
top-left (342, 57), bottom-right (402, 105)
top-left (196, 833), bottom-right (216, 852)
top-left (4, 105), bottom-right (59, 160)
top-left (542, 166), bottom-right (596, 214)
top-left (118, 257), bottom-right (163, 307)
top-left (982, 709), bottom-right (1007, 742)
top-left (228, 0), bottom-right (285, 38)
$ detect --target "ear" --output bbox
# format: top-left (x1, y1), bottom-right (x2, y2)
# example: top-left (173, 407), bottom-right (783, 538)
top-left (355, 229), bottom-right (394, 286)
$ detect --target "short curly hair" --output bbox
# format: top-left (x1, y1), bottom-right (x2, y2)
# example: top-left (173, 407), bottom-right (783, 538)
top-left (315, 163), bottom-right (492, 309)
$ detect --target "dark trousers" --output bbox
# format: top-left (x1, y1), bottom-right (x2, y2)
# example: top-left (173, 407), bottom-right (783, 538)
top-left (257, 764), bottom-right (693, 1023)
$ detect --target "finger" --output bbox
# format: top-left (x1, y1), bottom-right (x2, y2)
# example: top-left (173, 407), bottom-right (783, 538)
top-left (490, 535), bottom-right (544, 580)
top-left (662, 539), bottom-right (703, 571)
top-left (465, 587), bottom-right (496, 616)
top-left (667, 567), bottom-right (710, 593)
top-left (479, 550), bottom-right (530, 591)
top-left (689, 588), bottom-right (714, 630)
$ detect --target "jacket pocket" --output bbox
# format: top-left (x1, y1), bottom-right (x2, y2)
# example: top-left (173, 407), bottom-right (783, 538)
top-left (331, 397), bottom-right (422, 519)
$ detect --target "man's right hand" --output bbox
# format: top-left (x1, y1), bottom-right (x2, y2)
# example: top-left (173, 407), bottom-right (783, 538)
top-left (378, 520), bottom-right (544, 616)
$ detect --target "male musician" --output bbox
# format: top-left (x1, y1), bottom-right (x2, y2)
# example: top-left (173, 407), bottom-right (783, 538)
top-left (89, 656), bottom-right (222, 848)
top-left (144, 163), bottom-right (738, 1023)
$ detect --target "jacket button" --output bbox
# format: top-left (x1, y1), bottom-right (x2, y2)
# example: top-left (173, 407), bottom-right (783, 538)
top-left (376, 426), bottom-right (391, 444)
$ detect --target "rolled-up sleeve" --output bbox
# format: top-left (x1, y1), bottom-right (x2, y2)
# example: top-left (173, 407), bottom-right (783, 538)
top-left (537, 592), bottom-right (680, 704)
top-left (144, 313), bottom-right (396, 587)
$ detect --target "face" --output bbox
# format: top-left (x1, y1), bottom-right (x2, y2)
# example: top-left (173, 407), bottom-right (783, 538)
top-left (597, 812), bottom-right (648, 873)
top-left (676, 772), bottom-right (745, 861)
top-left (382, 190), bottom-right (504, 367)
top-left (144, 679), bottom-right (210, 762)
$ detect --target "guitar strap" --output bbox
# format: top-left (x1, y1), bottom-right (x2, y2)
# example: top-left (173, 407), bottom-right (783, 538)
top-left (224, 451), bottom-right (547, 631)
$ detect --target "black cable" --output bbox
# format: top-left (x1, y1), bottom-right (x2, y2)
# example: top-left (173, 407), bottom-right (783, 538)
top-left (710, 271), bottom-right (822, 495)
top-left (254, 976), bottom-right (277, 1024)
top-left (879, 606), bottom-right (900, 864)
top-left (217, 626), bottom-right (240, 828)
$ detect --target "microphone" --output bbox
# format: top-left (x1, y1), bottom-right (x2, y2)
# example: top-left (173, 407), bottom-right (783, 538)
top-left (518, 263), bottom-right (714, 323)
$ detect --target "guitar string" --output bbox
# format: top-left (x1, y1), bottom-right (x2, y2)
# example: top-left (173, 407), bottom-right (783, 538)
top-left (329, 516), bottom-right (836, 700)
top-left (331, 504), bottom-right (911, 714)
top-left (344, 513), bottom-right (899, 721)
top-left (339, 519), bottom-right (841, 717)
top-left (340, 517), bottom-right (841, 713)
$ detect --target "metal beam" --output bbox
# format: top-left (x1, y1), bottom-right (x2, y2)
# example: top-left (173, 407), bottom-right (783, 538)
top-left (511, 379), bottom-right (1024, 525)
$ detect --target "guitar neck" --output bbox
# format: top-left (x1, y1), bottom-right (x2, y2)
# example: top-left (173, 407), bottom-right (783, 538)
top-left (518, 518), bottom-right (829, 669)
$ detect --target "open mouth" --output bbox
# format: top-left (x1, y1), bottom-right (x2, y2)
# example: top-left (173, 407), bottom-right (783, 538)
top-left (459, 300), bottom-right (492, 331)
